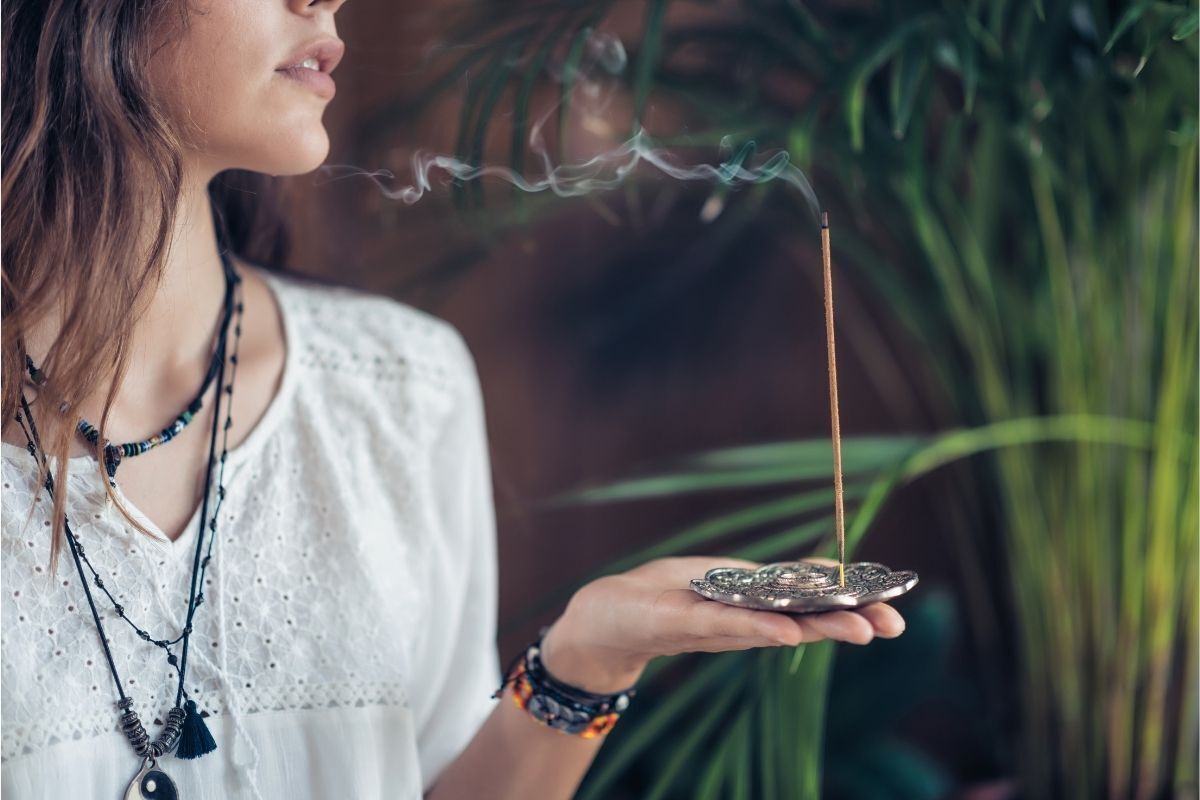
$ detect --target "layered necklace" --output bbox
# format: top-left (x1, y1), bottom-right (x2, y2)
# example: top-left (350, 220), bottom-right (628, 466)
top-left (15, 243), bottom-right (245, 800)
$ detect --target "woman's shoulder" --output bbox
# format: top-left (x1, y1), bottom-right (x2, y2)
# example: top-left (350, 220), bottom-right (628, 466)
top-left (260, 267), bottom-right (463, 347)
top-left (256, 266), bottom-right (477, 398)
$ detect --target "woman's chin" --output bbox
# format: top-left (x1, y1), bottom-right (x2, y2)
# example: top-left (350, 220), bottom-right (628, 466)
top-left (245, 128), bottom-right (331, 177)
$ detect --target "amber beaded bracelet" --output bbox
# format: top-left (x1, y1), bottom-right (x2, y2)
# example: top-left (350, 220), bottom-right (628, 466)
top-left (494, 633), bottom-right (637, 739)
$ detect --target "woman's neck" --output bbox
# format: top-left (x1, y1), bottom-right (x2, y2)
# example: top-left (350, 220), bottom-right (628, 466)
top-left (126, 177), bottom-right (229, 377)
top-left (13, 174), bottom-right (232, 446)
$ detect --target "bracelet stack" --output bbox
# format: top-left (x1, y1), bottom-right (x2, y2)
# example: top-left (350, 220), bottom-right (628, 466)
top-left (494, 636), bottom-right (636, 739)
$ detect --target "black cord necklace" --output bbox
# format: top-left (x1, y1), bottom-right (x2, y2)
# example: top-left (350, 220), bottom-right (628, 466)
top-left (14, 248), bottom-right (245, 800)
top-left (24, 279), bottom-right (233, 486)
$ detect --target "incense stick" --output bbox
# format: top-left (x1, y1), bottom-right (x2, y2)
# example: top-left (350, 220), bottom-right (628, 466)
top-left (819, 211), bottom-right (846, 588)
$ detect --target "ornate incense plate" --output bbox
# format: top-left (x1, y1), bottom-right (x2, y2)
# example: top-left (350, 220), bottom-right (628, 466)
top-left (690, 561), bottom-right (918, 613)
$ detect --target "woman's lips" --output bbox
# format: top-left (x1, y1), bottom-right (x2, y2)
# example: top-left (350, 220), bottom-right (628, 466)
top-left (275, 65), bottom-right (336, 99)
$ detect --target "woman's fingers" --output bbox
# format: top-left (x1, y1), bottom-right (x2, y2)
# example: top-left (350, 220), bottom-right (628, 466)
top-left (801, 610), bottom-right (875, 644)
top-left (660, 591), bottom-right (798, 645)
top-left (684, 610), bottom-right (882, 653)
top-left (657, 581), bottom-right (907, 655)
top-left (750, 613), bottom-right (805, 645)
top-left (681, 598), bottom-right (878, 647)
top-left (857, 602), bottom-right (905, 638)
top-left (693, 596), bottom-right (799, 643)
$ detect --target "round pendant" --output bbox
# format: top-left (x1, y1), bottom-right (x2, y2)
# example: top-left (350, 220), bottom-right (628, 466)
top-left (690, 561), bottom-right (918, 613)
top-left (123, 756), bottom-right (179, 800)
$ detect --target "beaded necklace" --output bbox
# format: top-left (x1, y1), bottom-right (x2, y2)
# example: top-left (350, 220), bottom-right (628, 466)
top-left (24, 297), bottom-right (228, 486)
top-left (14, 246), bottom-right (244, 800)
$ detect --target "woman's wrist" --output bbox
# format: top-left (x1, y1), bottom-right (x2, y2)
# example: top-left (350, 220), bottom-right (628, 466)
top-left (539, 618), bottom-right (647, 695)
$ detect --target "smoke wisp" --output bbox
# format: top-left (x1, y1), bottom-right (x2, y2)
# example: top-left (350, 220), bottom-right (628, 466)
top-left (320, 129), bottom-right (819, 221)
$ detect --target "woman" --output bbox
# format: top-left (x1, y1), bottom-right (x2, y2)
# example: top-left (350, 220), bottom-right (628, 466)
top-left (0, 1), bottom-right (906, 798)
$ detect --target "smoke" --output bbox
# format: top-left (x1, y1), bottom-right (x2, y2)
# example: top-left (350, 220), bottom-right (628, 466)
top-left (320, 129), bottom-right (819, 221)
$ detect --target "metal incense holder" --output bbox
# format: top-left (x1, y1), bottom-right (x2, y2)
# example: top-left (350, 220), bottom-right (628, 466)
top-left (690, 561), bottom-right (918, 613)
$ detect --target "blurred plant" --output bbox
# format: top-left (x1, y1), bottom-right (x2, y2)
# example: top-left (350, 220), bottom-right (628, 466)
top-left (369, 0), bottom-right (1198, 797)
top-left (565, 417), bottom-right (1164, 799)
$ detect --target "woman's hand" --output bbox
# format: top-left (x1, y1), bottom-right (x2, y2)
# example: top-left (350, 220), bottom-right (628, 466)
top-left (539, 556), bottom-right (906, 693)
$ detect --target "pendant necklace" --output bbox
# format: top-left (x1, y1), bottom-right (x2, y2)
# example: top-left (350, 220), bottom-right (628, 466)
top-left (690, 212), bottom-right (919, 612)
top-left (15, 248), bottom-right (245, 799)
top-left (24, 308), bottom-right (230, 487)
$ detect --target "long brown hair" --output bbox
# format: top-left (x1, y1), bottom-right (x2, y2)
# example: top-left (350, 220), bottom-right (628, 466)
top-left (2, 0), bottom-right (291, 568)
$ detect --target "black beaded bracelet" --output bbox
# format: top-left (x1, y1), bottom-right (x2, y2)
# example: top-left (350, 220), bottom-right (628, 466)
top-left (493, 632), bottom-right (637, 739)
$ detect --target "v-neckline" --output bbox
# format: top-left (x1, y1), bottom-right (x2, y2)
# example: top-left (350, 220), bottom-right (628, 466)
top-left (1, 268), bottom-right (298, 559)
top-left (111, 476), bottom-right (205, 559)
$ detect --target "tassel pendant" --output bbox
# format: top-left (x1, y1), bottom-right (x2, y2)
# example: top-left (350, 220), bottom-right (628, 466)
top-left (174, 700), bottom-right (217, 760)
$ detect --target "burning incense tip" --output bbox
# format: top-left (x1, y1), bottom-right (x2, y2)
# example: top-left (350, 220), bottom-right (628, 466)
top-left (821, 211), bottom-right (829, 229)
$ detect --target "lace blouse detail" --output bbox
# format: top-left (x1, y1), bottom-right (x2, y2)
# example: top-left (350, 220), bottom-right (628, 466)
top-left (1, 270), bottom-right (500, 799)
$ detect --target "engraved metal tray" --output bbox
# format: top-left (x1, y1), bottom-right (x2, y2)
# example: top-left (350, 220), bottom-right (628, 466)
top-left (690, 561), bottom-right (918, 613)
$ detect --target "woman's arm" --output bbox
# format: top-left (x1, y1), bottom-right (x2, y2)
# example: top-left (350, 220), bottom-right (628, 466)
top-left (425, 557), bottom-right (905, 800)
top-left (423, 669), bottom-right (631, 800)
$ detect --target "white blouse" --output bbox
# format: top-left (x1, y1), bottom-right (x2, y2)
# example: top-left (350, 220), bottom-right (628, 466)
top-left (1, 269), bottom-right (501, 799)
